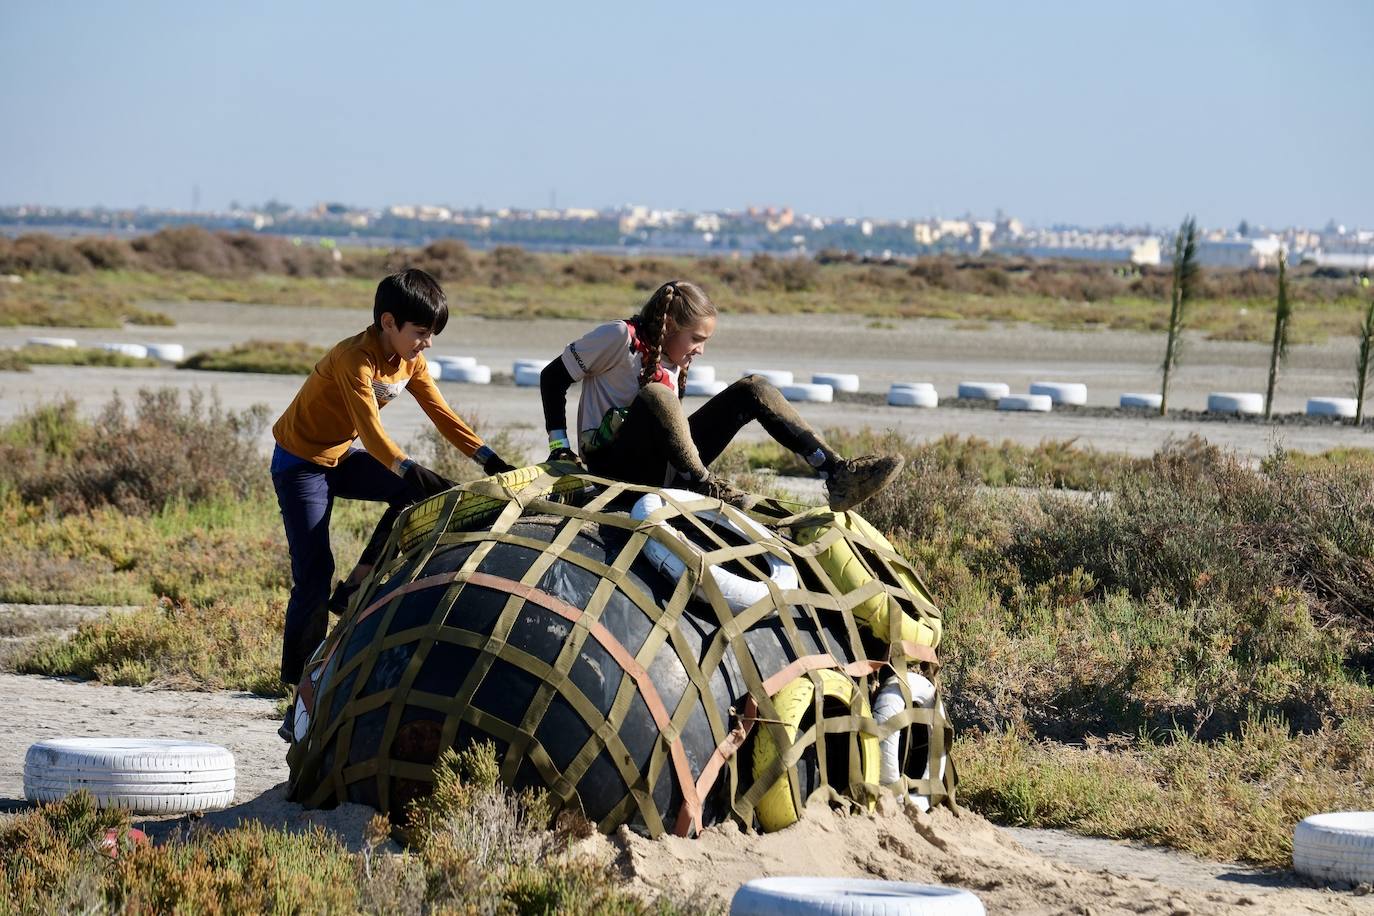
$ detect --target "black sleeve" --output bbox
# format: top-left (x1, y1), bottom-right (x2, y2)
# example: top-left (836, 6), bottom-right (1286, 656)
top-left (540, 357), bottom-right (575, 432)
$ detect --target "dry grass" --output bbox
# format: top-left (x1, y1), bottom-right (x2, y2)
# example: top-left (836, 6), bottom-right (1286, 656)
top-left (957, 718), bottom-right (1374, 868)
top-left (5, 230), bottom-right (1369, 341)
top-left (3, 393), bottom-right (1370, 866)
top-left (0, 745), bottom-right (706, 914)
top-left (180, 339), bottom-right (328, 374)
top-left (0, 345), bottom-right (158, 371)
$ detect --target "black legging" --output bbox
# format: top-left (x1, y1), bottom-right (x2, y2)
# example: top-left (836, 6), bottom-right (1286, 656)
top-left (584, 375), bottom-right (833, 486)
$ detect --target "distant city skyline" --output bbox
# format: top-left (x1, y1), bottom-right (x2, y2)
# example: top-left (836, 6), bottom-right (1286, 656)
top-left (2, 1), bottom-right (1371, 229)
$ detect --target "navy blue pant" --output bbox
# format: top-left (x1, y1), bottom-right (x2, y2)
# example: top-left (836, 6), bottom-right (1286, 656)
top-left (272, 447), bottom-right (414, 685)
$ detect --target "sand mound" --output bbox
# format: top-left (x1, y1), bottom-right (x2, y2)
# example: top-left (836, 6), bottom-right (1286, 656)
top-left (588, 797), bottom-right (1364, 915)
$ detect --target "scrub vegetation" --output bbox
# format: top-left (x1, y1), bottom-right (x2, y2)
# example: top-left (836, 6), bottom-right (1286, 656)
top-left (179, 339), bottom-right (328, 374)
top-left (0, 345), bottom-right (158, 371)
top-left (0, 745), bottom-right (701, 914)
top-left (3, 228), bottom-right (1370, 342)
top-left (1, 393), bottom-right (1371, 873)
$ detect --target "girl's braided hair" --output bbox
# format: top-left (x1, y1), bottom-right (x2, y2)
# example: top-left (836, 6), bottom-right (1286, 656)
top-left (635, 280), bottom-right (716, 397)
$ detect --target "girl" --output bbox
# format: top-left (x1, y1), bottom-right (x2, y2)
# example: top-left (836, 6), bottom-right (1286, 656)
top-left (539, 279), bottom-right (902, 510)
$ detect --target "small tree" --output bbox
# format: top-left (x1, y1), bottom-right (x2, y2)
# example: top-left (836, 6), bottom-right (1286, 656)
top-left (1357, 297), bottom-right (1374, 424)
top-left (1264, 251), bottom-right (1292, 419)
top-left (1160, 216), bottom-right (1200, 416)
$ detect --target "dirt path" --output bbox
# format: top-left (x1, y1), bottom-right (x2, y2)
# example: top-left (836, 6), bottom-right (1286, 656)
top-left (5, 311), bottom-right (1372, 459)
top-left (1, 669), bottom-right (1366, 913)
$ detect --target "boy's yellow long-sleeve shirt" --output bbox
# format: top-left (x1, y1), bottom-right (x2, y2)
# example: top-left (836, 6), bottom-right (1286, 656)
top-left (272, 327), bottom-right (483, 472)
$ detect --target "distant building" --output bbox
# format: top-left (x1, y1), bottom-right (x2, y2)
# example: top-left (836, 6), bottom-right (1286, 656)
top-left (1194, 237), bottom-right (1282, 268)
top-left (992, 228), bottom-right (1160, 265)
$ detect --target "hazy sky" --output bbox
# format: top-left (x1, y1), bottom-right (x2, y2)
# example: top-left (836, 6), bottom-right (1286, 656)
top-left (2, 1), bottom-right (1370, 229)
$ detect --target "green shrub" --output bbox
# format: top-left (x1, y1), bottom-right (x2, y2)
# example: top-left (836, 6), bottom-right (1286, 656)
top-left (181, 339), bottom-right (327, 374)
top-left (73, 237), bottom-right (136, 271)
top-left (957, 717), bottom-right (1374, 868)
top-left (403, 742), bottom-right (688, 913)
top-left (0, 390), bottom-right (269, 514)
top-left (0, 792), bottom-right (359, 914)
top-left (9, 345), bottom-right (157, 368)
top-left (0, 349), bottom-right (30, 372)
top-left (0, 766), bottom-right (703, 915)
top-left (486, 245), bottom-right (547, 287)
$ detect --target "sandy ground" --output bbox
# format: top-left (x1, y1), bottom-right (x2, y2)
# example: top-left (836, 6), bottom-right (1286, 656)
top-left (4, 305), bottom-right (1373, 459)
top-left (1, 667), bottom-right (1368, 913)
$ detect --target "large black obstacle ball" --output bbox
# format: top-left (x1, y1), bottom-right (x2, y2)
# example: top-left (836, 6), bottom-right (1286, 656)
top-left (291, 518), bottom-right (734, 833)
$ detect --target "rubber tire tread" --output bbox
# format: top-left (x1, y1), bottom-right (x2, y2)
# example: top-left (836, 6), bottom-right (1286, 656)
top-left (24, 785), bottom-right (235, 813)
top-left (1292, 812), bottom-right (1374, 884)
top-left (730, 876), bottom-right (985, 915)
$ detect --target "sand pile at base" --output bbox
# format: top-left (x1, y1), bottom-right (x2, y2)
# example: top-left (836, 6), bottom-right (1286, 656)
top-left (585, 797), bottom-right (1363, 916)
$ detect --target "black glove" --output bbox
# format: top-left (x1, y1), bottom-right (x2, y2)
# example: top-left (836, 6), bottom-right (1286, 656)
top-left (402, 461), bottom-right (454, 500)
top-left (546, 446), bottom-right (581, 466)
top-left (482, 453), bottom-right (516, 476)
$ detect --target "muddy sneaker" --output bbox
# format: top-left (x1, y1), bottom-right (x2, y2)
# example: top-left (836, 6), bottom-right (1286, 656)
top-left (688, 474), bottom-right (756, 510)
top-left (825, 454), bottom-right (905, 512)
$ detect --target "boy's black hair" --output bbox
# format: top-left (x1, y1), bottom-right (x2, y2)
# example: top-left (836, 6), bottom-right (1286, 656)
top-left (373, 268), bottom-right (449, 334)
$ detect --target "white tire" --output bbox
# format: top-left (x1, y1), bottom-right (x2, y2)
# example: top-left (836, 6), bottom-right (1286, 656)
top-left (1120, 392), bottom-right (1162, 409)
top-left (892, 381), bottom-right (935, 392)
top-left (812, 372), bottom-right (860, 393)
top-left (1307, 397), bottom-right (1357, 418)
top-left (26, 336), bottom-right (78, 349)
top-left (685, 379), bottom-right (727, 397)
top-left (998, 394), bottom-right (1052, 412)
top-left (513, 365), bottom-right (542, 387)
top-left (743, 368), bottom-right (794, 386)
top-left (24, 738), bottom-right (235, 814)
top-left (1029, 381), bottom-right (1087, 405)
top-left (687, 364), bottom-right (716, 383)
top-left (632, 489), bottom-right (798, 612)
top-left (780, 382), bottom-right (834, 403)
top-left (872, 673), bottom-right (948, 814)
top-left (446, 364), bottom-right (492, 384)
top-left (145, 343), bottom-right (185, 363)
top-left (1208, 392), bottom-right (1265, 415)
top-left (888, 386), bottom-right (938, 408)
top-left (731, 877), bottom-right (984, 915)
top-left (1292, 811), bottom-right (1374, 884)
top-left (957, 381), bottom-right (1009, 400)
top-left (513, 358), bottom-right (545, 374)
top-left (99, 342), bottom-right (149, 359)
top-left (427, 361), bottom-right (443, 380)
top-left (432, 355), bottom-right (477, 372)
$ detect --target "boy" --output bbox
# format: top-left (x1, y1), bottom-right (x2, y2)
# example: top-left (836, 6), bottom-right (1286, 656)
top-left (271, 268), bottom-right (513, 699)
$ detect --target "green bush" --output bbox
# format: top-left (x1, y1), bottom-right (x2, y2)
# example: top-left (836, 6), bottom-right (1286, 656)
top-left (0, 764), bottom-right (704, 915)
top-left (180, 339), bottom-right (327, 374)
top-left (0, 792), bottom-right (360, 914)
top-left (0, 390), bottom-right (269, 514)
top-left (9, 345), bottom-right (157, 368)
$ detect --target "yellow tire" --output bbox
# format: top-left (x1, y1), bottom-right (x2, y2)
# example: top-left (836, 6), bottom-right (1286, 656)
top-left (794, 511), bottom-right (941, 648)
top-left (752, 669), bottom-right (880, 832)
top-left (399, 464), bottom-right (583, 551)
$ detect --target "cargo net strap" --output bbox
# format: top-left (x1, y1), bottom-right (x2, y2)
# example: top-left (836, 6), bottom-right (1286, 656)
top-left (290, 463), bottom-right (956, 837)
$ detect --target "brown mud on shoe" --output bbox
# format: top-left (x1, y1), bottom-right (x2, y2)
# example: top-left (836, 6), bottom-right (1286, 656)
top-left (688, 475), bottom-right (757, 510)
top-left (825, 454), bottom-right (904, 511)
